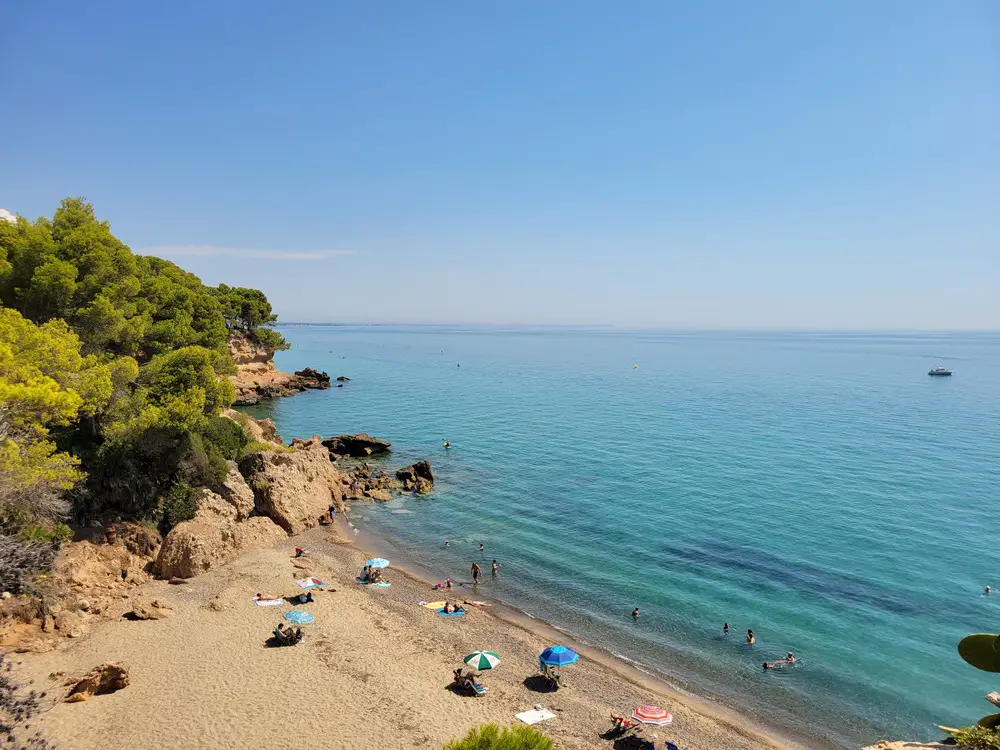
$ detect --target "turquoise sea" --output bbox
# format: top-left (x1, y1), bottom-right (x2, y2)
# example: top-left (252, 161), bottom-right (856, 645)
top-left (246, 326), bottom-right (1000, 748)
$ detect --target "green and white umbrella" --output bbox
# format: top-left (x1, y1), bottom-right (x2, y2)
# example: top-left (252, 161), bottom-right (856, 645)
top-left (463, 650), bottom-right (500, 670)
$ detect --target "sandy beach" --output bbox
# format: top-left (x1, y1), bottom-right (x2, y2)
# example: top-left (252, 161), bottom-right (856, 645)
top-left (15, 526), bottom-right (806, 750)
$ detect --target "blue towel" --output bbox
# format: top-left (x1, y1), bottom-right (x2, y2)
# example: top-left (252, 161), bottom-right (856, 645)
top-left (373, 582), bottom-right (391, 587)
top-left (436, 608), bottom-right (466, 617)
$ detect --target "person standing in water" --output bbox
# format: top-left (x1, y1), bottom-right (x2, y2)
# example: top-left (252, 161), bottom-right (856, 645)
top-left (986, 586), bottom-right (992, 595)
top-left (471, 562), bottom-right (481, 584)
top-left (632, 607), bottom-right (640, 618)
top-left (746, 629), bottom-right (756, 646)
top-left (723, 623), bottom-right (730, 635)
top-left (491, 559), bottom-right (500, 576)
top-left (479, 543), bottom-right (485, 554)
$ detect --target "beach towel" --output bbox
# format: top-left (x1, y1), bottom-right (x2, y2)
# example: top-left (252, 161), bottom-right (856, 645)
top-left (436, 608), bottom-right (466, 617)
top-left (253, 598), bottom-right (284, 607)
top-left (421, 601), bottom-right (447, 610)
top-left (373, 582), bottom-right (391, 587)
top-left (294, 577), bottom-right (325, 589)
top-left (515, 709), bottom-right (556, 725)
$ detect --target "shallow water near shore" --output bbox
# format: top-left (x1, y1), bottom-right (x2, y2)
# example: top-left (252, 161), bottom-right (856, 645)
top-left (246, 326), bottom-right (1000, 748)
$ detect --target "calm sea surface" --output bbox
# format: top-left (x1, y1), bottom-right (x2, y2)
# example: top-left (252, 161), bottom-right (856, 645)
top-left (246, 327), bottom-right (1000, 748)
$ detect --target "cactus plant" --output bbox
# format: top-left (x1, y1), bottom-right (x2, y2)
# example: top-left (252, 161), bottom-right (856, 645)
top-left (939, 634), bottom-right (1000, 744)
top-left (960, 635), bottom-right (1000, 673)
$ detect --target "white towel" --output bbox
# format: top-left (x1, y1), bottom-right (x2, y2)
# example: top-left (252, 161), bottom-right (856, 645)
top-left (515, 709), bottom-right (556, 725)
top-left (253, 599), bottom-right (284, 607)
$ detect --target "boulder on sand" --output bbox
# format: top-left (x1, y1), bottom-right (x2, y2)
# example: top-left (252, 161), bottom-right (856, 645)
top-left (65, 662), bottom-right (129, 702)
top-left (241, 436), bottom-right (345, 533)
top-left (155, 491), bottom-right (287, 579)
top-left (321, 433), bottom-right (391, 458)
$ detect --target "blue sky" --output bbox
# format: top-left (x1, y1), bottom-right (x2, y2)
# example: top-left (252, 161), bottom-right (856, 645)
top-left (1, 1), bottom-right (997, 329)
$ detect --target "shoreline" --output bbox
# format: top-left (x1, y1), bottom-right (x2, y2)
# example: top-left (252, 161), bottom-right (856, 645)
top-left (16, 523), bottom-right (811, 750)
top-left (328, 517), bottom-right (818, 750)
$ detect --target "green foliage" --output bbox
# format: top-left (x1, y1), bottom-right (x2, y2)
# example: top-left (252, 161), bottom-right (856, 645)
top-left (0, 198), bottom-right (288, 535)
top-left (161, 482), bottom-right (198, 533)
top-left (18, 524), bottom-right (73, 545)
top-left (199, 416), bottom-right (249, 461)
top-left (443, 724), bottom-right (554, 750)
top-left (140, 346), bottom-right (235, 414)
top-left (952, 725), bottom-right (1000, 750)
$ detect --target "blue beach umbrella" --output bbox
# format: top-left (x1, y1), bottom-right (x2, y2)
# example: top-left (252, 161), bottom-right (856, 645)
top-left (366, 558), bottom-right (390, 569)
top-left (539, 645), bottom-right (579, 666)
top-left (283, 610), bottom-right (315, 624)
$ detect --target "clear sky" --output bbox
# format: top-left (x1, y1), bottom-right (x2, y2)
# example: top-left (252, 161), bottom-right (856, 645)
top-left (1, 1), bottom-right (998, 329)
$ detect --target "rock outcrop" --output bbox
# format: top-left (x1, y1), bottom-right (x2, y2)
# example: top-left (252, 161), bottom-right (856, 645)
top-left (221, 408), bottom-right (283, 446)
top-left (65, 662), bottom-right (129, 702)
top-left (215, 461), bottom-right (256, 520)
top-left (125, 598), bottom-right (172, 620)
top-left (227, 332), bottom-right (331, 406)
top-left (155, 488), bottom-right (287, 579)
top-left (240, 436), bottom-right (344, 534)
top-left (321, 433), bottom-right (392, 458)
top-left (396, 461), bottom-right (434, 494)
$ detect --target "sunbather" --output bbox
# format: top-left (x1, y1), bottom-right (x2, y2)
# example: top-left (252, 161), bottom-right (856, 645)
top-left (255, 593), bottom-right (280, 601)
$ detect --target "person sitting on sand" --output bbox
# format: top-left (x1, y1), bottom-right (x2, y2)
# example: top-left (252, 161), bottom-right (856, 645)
top-left (256, 593), bottom-right (280, 601)
top-left (294, 547), bottom-right (307, 558)
top-left (371, 568), bottom-right (385, 583)
top-left (746, 629), bottom-right (756, 646)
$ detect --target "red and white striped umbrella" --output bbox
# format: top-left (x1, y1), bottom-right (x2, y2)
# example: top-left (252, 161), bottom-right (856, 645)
top-left (631, 705), bottom-right (673, 726)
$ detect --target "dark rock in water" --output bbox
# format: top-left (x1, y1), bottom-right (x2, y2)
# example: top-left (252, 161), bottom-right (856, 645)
top-left (294, 367), bottom-right (331, 385)
top-left (336, 376), bottom-right (351, 382)
top-left (396, 461), bottom-right (434, 494)
top-left (337, 383), bottom-right (343, 388)
top-left (322, 433), bottom-right (392, 457)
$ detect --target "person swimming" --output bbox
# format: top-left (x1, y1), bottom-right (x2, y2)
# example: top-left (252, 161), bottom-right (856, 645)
top-left (479, 543), bottom-right (485, 553)
top-left (632, 607), bottom-right (640, 618)
top-left (746, 629), bottom-right (756, 646)
top-left (723, 623), bottom-right (730, 635)
top-left (443, 440), bottom-right (451, 448)
top-left (491, 559), bottom-right (500, 576)
top-left (986, 586), bottom-right (992, 595)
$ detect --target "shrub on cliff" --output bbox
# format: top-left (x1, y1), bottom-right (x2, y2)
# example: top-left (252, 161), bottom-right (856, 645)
top-left (0, 653), bottom-right (54, 749)
top-left (443, 724), bottom-right (553, 750)
top-left (952, 726), bottom-right (1000, 750)
top-left (0, 535), bottom-right (57, 596)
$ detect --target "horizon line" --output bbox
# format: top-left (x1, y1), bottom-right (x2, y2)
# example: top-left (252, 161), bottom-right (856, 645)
top-left (272, 322), bottom-right (1000, 334)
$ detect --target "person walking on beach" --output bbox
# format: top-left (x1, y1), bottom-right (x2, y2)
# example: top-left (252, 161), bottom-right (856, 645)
top-left (724, 623), bottom-right (730, 635)
top-left (491, 559), bottom-right (500, 577)
top-left (471, 562), bottom-right (481, 584)
top-left (746, 629), bottom-right (756, 646)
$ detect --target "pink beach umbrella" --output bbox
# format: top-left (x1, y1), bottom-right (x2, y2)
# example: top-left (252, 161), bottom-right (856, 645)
top-left (631, 705), bottom-right (673, 726)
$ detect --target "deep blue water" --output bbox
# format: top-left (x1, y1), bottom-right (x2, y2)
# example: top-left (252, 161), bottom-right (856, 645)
top-left (246, 327), bottom-right (1000, 748)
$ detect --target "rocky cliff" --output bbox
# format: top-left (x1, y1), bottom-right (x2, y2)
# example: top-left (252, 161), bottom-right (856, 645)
top-left (227, 332), bottom-right (331, 405)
